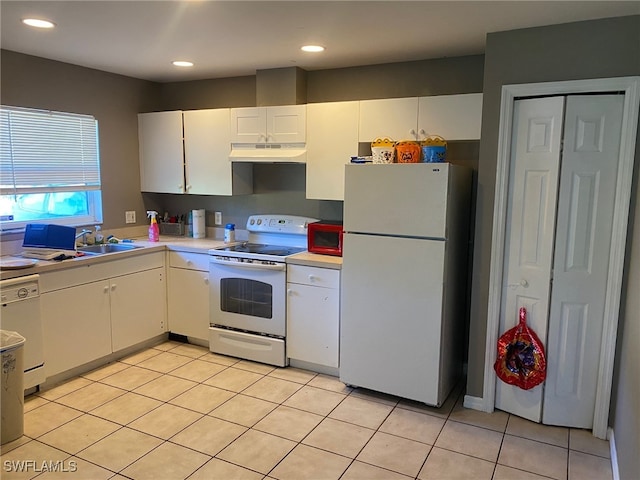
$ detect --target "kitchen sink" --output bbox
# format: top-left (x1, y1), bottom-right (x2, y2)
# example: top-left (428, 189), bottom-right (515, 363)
top-left (77, 244), bottom-right (141, 255)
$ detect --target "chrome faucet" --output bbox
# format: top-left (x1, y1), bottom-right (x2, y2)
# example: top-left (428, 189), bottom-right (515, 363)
top-left (75, 228), bottom-right (92, 245)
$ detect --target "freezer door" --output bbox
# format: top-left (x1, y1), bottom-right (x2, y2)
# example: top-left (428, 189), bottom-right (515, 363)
top-left (344, 163), bottom-right (449, 238)
top-left (339, 233), bottom-right (446, 405)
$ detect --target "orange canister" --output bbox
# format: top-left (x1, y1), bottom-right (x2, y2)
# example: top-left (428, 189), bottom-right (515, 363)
top-left (395, 141), bottom-right (421, 163)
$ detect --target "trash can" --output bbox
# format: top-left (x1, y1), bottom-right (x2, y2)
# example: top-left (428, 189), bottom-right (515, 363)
top-left (1, 330), bottom-right (26, 445)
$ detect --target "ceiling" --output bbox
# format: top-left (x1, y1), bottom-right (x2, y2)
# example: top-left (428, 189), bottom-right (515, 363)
top-left (1, 1), bottom-right (639, 83)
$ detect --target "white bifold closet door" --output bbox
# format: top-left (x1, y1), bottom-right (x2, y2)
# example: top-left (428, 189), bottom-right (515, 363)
top-left (497, 94), bottom-right (624, 428)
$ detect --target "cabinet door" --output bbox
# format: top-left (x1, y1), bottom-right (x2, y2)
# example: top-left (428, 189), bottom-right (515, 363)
top-left (42, 281), bottom-right (112, 377)
top-left (111, 267), bottom-right (167, 352)
top-left (418, 93), bottom-right (483, 140)
top-left (184, 109), bottom-right (252, 196)
top-left (306, 101), bottom-right (359, 200)
top-left (287, 282), bottom-right (339, 368)
top-left (358, 97), bottom-right (419, 142)
top-left (138, 111), bottom-right (185, 193)
top-left (230, 106), bottom-right (306, 143)
top-left (287, 266), bottom-right (340, 368)
top-left (230, 107), bottom-right (266, 143)
top-left (168, 267), bottom-right (210, 342)
top-left (267, 105), bottom-right (306, 143)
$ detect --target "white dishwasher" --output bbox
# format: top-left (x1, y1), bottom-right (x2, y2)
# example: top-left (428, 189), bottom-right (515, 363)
top-left (0, 274), bottom-right (45, 389)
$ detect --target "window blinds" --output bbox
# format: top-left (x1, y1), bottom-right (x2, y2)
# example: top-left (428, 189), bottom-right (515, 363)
top-left (0, 106), bottom-right (101, 195)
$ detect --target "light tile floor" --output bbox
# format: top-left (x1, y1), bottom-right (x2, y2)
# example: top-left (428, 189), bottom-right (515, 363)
top-left (1, 341), bottom-right (614, 480)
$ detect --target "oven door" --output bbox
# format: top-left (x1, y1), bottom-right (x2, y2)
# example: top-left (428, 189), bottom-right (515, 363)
top-left (209, 256), bottom-right (286, 337)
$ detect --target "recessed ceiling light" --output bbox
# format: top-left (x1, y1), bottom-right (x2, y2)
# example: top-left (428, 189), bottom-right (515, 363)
top-left (301, 45), bottom-right (325, 53)
top-left (172, 61), bottom-right (194, 67)
top-left (22, 18), bottom-right (55, 29)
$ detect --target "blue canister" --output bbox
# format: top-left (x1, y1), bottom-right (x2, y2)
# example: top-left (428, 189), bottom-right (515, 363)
top-left (421, 135), bottom-right (447, 163)
top-left (224, 223), bottom-right (235, 243)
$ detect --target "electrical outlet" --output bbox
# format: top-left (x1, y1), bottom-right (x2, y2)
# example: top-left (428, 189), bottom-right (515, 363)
top-left (125, 211), bottom-right (136, 224)
top-left (214, 211), bottom-right (222, 225)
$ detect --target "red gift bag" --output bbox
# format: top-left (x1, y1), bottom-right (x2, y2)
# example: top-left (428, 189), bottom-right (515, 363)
top-left (494, 307), bottom-right (546, 390)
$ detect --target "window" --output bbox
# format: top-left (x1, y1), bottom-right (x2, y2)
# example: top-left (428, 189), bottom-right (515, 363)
top-left (0, 105), bottom-right (103, 231)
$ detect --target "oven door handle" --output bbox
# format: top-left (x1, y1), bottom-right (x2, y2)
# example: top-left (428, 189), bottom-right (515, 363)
top-left (210, 257), bottom-right (286, 271)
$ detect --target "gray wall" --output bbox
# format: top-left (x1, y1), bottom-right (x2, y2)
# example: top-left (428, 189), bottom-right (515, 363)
top-left (157, 75), bottom-right (256, 111)
top-left (158, 55), bottom-right (484, 106)
top-left (613, 178), bottom-right (640, 479)
top-left (0, 50), bottom-right (159, 230)
top-left (307, 55), bottom-right (485, 103)
top-left (468, 15), bottom-right (640, 480)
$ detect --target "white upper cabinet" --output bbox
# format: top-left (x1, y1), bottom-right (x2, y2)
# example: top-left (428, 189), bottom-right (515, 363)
top-left (183, 109), bottom-right (252, 195)
top-left (230, 105), bottom-right (306, 143)
top-left (359, 97), bottom-right (419, 142)
top-left (139, 109), bottom-right (252, 196)
top-left (306, 101), bottom-right (359, 201)
top-left (358, 94), bottom-right (483, 142)
top-left (418, 93), bottom-right (483, 140)
top-left (229, 107), bottom-right (266, 143)
top-left (268, 105), bottom-right (306, 143)
top-left (139, 111), bottom-right (184, 194)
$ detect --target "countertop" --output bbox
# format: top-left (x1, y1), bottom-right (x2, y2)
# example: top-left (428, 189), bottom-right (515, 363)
top-left (287, 252), bottom-right (342, 270)
top-left (0, 235), bottom-right (341, 280)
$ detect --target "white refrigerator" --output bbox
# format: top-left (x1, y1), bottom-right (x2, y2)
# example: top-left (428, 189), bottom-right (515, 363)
top-left (339, 163), bottom-right (471, 406)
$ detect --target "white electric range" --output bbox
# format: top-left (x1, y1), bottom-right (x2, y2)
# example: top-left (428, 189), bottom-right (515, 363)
top-left (208, 214), bottom-right (318, 366)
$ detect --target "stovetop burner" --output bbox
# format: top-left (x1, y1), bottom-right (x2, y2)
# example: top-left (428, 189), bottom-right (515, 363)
top-left (215, 242), bottom-right (305, 257)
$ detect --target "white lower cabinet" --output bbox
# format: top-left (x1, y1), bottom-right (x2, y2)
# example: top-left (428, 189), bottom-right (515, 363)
top-left (286, 265), bottom-right (340, 369)
top-left (167, 252), bottom-right (210, 342)
top-left (110, 267), bottom-right (166, 351)
top-left (40, 252), bottom-right (166, 378)
top-left (41, 280), bottom-right (112, 378)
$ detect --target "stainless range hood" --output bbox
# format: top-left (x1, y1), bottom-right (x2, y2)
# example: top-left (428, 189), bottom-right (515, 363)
top-left (229, 143), bottom-right (306, 163)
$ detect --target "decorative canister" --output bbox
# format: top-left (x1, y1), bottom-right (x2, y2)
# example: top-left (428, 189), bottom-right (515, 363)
top-left (395, 141), bottom-right (421, 163)
top-left (371, 137), bottom-right (395, 164)
top-left (421, 135), bottom-right (447, 163)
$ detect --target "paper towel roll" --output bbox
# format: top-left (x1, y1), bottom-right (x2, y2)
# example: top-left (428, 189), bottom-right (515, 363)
top-left (192, 209), bottom-right (206, 239)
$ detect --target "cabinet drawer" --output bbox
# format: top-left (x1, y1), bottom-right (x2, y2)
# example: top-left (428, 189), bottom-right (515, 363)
top-left (169, 251), bottom-right (210, 271)
top-left (287, 265), bottom-right (339, 288)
